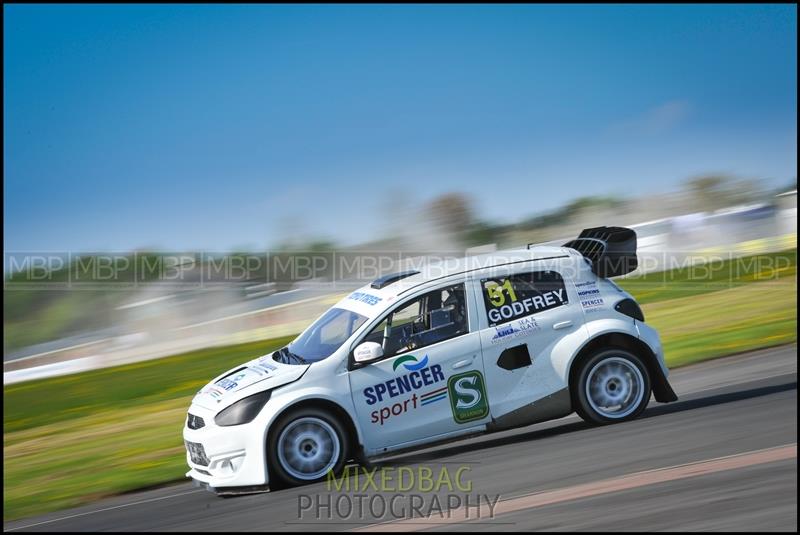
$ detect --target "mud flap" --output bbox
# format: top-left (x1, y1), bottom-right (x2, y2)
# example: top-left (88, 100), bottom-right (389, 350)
top-left (651, 367), bottom-right (678, 403)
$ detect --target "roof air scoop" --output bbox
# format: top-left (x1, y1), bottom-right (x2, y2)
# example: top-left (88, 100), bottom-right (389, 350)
top-left (370, 270), bottom-right (420, 289)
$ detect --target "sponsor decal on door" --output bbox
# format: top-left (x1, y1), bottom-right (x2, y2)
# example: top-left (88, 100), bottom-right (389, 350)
top-left (448, 371), bottom-right (489, 424)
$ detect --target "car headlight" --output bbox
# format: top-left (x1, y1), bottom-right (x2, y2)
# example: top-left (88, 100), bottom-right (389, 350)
top-left (214, 390), bottom-right (271, 427)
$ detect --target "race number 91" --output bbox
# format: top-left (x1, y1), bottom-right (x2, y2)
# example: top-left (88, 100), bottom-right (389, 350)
top-left (485, 279), bottom-right (517, 307)
top-left (481, 271), bottom-right (568, 326)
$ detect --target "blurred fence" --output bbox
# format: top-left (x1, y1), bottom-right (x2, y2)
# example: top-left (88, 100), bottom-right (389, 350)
top-left (4, 193), bottom-right (796, 384)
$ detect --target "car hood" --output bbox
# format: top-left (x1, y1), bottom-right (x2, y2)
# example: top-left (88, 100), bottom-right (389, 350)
top-left (191, 353), bottom-right (309, 411)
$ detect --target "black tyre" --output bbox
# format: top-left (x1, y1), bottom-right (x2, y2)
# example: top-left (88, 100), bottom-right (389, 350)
top-left (267, 407), bottom-right (350, 487)
top-left (573, 348), bottom-right (651, 424)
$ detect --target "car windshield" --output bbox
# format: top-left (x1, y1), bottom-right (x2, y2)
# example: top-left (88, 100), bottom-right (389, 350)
top-left (286, 307), bottom-right (368, 363)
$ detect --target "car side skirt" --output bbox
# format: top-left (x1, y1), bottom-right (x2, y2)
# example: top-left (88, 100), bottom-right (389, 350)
top-left (486, 388), bottom-right (572, 432)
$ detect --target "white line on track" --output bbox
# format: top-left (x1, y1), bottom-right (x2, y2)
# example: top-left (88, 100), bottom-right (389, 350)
top-left (4, 489), bottom-right (205, 532)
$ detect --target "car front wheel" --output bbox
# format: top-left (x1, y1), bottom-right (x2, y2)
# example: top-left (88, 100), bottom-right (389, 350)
top-left (267, 408), bottom-right (349, 487)
top-left (574, 349), bottom-right (651, 424)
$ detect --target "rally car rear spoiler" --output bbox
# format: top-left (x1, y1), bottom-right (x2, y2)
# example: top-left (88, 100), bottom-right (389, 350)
top-left (563, 226), bottom-right (638, 278)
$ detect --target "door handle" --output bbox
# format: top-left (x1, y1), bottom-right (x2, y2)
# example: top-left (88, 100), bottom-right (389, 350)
top-left (452, 358), bottom-right (473, 370)
top-left (553, 320), bottom-right (573, 330)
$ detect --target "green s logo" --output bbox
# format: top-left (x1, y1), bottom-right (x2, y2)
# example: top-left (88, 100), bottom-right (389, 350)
top-left (448, 371), bottom-right (489, 424)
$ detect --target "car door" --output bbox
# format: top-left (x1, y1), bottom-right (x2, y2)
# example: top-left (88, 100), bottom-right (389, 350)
top-left (473, 263), bottom-right (585, 423)
top-left (348, 282), bottom-right (489, 452)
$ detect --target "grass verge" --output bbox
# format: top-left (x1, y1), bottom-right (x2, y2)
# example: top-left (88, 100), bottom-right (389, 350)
top-left (617, 249), bottom-right (796, 304)
top-left (4, 336), bottom-right (294, 521)
top-left (4, 336), bottom-right (295, 434)
top-left (643, 277), bottom-right (796, 367)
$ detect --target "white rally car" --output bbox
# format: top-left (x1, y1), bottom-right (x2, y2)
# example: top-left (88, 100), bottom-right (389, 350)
top-left (184, 227), bottom-right (677, 491)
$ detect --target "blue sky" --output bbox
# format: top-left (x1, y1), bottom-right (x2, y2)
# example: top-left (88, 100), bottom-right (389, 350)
top-left (3, 4), bottom-right (797, 251)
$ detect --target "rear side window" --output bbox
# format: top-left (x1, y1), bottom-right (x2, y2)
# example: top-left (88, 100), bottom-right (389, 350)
top-left (481, 270), bottom-right (568, 326)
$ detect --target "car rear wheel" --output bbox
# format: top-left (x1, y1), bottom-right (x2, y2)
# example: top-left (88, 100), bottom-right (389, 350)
top-left (574, 349), bottom-right (651, 424)
top-left (268, 408), bottom-right (349, 487)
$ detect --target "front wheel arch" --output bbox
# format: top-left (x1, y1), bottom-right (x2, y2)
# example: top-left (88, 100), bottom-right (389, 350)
top-left (266, 398), bottom-right (362, 467)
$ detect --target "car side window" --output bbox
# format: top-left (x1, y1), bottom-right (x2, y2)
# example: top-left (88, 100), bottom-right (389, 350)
top-left (362, 283), bottom-right (469, 359)
top-left (481, 270), bottom-right (568, 326)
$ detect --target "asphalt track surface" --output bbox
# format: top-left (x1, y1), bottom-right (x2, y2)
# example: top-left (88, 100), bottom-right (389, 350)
top-left (5, 345), bottom-right (797, 532)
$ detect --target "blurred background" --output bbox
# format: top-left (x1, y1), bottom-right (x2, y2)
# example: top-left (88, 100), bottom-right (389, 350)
top-left (3, 3), bottom-right (796, 523)
top-left (3, 180), bottom-right (797, 382)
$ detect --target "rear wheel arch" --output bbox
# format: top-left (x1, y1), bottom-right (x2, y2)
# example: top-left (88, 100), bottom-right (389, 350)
top-left (568, 332), bottom-right (674, 404)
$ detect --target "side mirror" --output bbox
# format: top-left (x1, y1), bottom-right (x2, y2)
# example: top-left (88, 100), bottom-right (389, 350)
top-left (353, 342), bottom-right (384, 364)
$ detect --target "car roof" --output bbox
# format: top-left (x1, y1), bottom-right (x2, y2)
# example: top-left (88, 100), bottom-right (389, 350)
top-left (336, 245), bottom-right (575, 319)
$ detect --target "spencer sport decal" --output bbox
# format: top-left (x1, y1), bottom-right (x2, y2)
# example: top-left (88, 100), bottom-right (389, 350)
top-left (392, 354), bottom-right (429, 372)
top-left (369, 384), bottom-right (450, 426)
top-left (363, 360), bottom-right (445, 406)
top-left (364, 357), bottom-right (447, 426)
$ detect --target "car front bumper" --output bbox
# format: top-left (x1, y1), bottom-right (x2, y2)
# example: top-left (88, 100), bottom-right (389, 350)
top-left (182, 404), bottom-right (270, 490)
